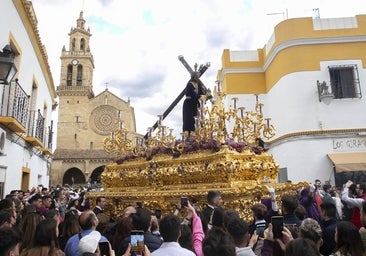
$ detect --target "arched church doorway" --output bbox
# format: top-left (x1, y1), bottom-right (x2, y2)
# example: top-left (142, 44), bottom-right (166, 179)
top-left (63, 168), bottom-right (85, 186)
top-left (90, 165), bottom-right (105, 184)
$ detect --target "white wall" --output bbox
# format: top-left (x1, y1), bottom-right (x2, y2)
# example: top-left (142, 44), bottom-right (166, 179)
top-left (224, 59), bottom-right (366, 185)
top-left (0, 1), bottom-right (55, 195)
top-left (266, 60), bottom-right (366, 136)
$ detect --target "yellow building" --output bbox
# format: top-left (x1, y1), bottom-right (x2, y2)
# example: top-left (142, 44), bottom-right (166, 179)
top-left (218, 15), bottom-right (366, 186)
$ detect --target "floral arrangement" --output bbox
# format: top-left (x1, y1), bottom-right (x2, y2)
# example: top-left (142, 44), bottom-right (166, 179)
top-left (114, 136), bottom-right (267, 164)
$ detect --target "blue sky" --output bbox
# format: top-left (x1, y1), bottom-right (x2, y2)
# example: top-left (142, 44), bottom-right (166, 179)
top-left (31, 0), bottom-right (366, 137)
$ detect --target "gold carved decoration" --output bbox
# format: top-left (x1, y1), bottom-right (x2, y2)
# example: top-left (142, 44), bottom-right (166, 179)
top-left (88, 91), bottom-right (306, 222)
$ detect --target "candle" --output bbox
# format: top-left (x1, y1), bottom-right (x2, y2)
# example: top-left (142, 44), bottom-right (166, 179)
top-left (119, 121), bottom-right (124, 129)
top-left (232, 98), bottom-right (238, 110)
top-left (195, 118), bottom-right (200, 128)
top-left (266, 118), bottom-right (270, 128)
top-left (238, 107), bottom-right (245, 118)
top-left (148, 127), bottom-right (152, 137)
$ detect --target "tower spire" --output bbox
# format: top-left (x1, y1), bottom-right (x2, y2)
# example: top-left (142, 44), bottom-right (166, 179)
top-left (77, 11), bottom-right (85, 30)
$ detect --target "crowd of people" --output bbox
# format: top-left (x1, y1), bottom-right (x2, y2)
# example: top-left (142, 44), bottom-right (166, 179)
top-left (0, 179), bottom-right (365, 256)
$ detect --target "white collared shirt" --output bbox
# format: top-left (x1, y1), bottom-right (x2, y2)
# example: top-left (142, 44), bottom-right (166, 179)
top-left (151, 242), bottom-right (195, 256)
top-left (236, 246), bottom-right (256, 256)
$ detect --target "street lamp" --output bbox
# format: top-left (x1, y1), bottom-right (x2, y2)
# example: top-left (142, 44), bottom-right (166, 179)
top-left (317, 80), bottom-right (334, 105)
top-left (0, 44), bottom-right (17, 84)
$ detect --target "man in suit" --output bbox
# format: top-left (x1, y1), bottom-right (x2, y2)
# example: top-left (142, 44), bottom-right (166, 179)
top-left (117, 207), bottom-right (162, 255)
top-left (93, 196), bottom-right (106, 215)
top-left (202, 190), bottom-right (223, 227)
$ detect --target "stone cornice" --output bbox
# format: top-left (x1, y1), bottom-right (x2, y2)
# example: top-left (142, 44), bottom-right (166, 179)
top-left (267, 128), bottom-right (366, 146)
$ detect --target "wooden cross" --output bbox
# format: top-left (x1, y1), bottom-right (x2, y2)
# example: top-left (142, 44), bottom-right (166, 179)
top-left (143, 55), bottom-right (210, 139)
top-left (178, 55), bottom-right (210, 95)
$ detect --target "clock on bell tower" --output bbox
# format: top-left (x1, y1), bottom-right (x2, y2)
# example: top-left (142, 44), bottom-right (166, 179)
top-left (51, 10), bottom-right (139, 187)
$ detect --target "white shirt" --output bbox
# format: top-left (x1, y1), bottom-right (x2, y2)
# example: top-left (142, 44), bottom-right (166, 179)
top-left (151, 242), bottom-right (195, 256)
top-left (236, 246), bottom-right (256, 256)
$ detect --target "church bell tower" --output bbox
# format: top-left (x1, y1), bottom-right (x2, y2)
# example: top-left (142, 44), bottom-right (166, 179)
top-left (51, 11), bottom-right (138, 186)
top-left (56, 11), bottom-right (95, 150)
top-left (58, 11), bottom-right (94, 98)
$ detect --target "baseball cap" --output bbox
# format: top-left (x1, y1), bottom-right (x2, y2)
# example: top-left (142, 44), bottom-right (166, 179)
top-left (78, 231), bottom-right (101, 254)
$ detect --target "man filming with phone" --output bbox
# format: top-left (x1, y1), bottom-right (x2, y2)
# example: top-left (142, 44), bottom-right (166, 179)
top-left (117, 207), bottom-right (162, 256)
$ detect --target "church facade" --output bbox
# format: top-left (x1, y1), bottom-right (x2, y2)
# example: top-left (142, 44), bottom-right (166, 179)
top-left (50, 12), bottom-right (138, 186)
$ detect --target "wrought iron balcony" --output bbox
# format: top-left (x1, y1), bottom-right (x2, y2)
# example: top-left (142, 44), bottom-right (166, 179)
top-left (0, 79), bottom-right (28, 133)
top-left (0, 80), bottom-right (52, 155)
top-left (25, 109), bottom-right (44, 148)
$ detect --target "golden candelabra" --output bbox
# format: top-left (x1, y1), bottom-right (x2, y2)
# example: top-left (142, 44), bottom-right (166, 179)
top-left (104, 113), bottom-right (177, 159)
top-left (104, 118), bottom-right (133, 158)
top-left (103, 92), bottom-right (276, 160)
top-left (89, 90), bottom-right (311, 222)
top-left (195, 92), bottom-right (276, 146)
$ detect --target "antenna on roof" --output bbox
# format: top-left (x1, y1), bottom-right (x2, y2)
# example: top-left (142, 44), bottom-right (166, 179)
top-left (267, 8), bottom-right (288, 20)
top-left (313, 8), bottom-right (320, 19)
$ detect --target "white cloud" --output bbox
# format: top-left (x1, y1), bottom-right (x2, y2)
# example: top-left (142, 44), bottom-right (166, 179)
top-left (32, 0), bottom-right (366, 137)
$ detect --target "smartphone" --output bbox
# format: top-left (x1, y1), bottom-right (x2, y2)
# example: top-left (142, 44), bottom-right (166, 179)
top-left (130, 230), bottom-right (145, 252)
top-left (136, 201), bottom-right (142, 208)
top-left (98, 241), bottom-right (110, 256)
top-left (271, 216), bottom-right (284, 239)
top-left (180, 196), bottom-right (188, 207)
top-left (256, 225), bottom-right (265, 237)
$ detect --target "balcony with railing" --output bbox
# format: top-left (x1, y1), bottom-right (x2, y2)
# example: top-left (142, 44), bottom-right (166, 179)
top-left (24, 109), bottom-right (44, 148)
top-left (39, 120), bottom-right (53, 156)
top-left (0, 80), bottom-right (53, 155)
top-left (0, 79), bottom-right (28, 133)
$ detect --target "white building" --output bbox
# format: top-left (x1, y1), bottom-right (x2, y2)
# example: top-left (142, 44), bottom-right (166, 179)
top-left (0, 0), bottom-right (56, 197)
top-left (217, 15), bottom-right (366, 187)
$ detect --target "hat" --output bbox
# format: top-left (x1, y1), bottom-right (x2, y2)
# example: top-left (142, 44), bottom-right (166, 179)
top-left (78, 231), bottom-right (101, 254)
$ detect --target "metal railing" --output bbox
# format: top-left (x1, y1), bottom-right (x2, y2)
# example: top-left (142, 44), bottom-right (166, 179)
top-left (0, 80), bottom-right (53, 150)
top-left (0, 80), bottom-right (29, 127)
top-left (27, 109), bottom-right (44, 142)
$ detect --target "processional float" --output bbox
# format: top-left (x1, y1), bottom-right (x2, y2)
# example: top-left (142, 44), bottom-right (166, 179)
top-left (88, 56), bottom-right (307, 221)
